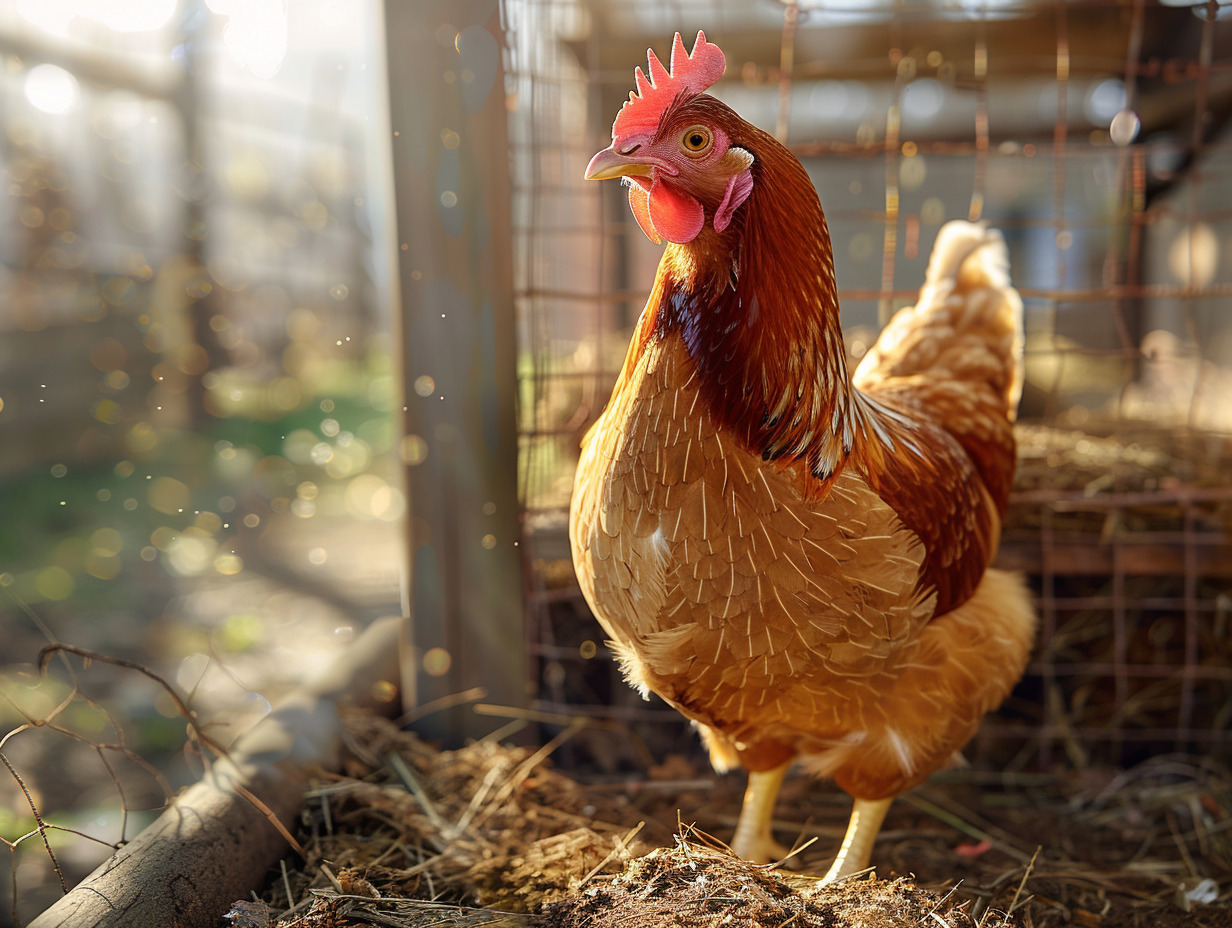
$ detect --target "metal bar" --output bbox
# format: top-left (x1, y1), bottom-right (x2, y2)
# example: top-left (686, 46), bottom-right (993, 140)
top-left (978, 724), bottom-right (1232, 743)
top-left (1024, 596), bottom-right (1229, 613)
top-left (1111, 538), bottom-right (1128, 761)
top-left (1179, 502), bottom-right (1201, 748)
top-left (1009, 486), bottom-right (1232, 506)
top-left (517, 281), bottom-right (1232, 307)
top-left (1039, 508), bottom-right (1058, 769)
top-left (1022, 662), bottom-right (1232, 681)
top-left (969, 12), bottom-right (989, 222)
top-left (775, 0), bottom-right (798, 143)
top-left (998, 540), bottom-right (1232, 578)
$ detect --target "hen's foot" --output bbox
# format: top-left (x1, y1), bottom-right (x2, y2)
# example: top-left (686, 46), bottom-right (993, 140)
top-left (730, 763), bottom-right (792, 863)
top-left (821, 796), bottom-right (893, 884)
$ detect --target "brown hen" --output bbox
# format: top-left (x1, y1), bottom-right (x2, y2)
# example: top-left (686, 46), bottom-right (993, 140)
top-left (569, 31), bottom-right (1036, 881)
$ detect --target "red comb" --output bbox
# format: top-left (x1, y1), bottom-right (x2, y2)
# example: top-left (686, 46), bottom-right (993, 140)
top-left (611, 31), bottom-right (726, 139)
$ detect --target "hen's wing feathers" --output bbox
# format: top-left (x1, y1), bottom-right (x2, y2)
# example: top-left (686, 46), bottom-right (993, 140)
top-left (855, 222), bottom-right (1023, 419)
top-left (850, 397), bottom-right (1000, 618)
top-left (854, 222), bottom-right (1023, 508)
top-left (844, 222), bottom-right (1024, 616)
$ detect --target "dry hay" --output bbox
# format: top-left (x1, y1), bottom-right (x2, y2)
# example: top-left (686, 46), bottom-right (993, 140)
top-left (1007, 423), bottom-right (1232, 533)
top-left (230, 712), bottom-right (1232, 928)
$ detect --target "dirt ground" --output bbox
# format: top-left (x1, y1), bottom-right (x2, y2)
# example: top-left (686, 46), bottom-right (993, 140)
top-left (232, 713), bottom-right (1231, 928)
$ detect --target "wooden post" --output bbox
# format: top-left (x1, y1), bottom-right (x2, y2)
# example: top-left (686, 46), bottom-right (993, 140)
top-left (383, 0), bottom-right (525, 742)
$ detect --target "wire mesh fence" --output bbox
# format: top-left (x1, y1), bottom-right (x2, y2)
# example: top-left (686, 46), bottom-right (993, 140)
top-left (507, 0), bottom-right (1232, 771)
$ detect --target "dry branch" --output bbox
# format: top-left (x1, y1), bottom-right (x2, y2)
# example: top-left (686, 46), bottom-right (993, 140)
top-left (28, 615), bottom-right (403, 928)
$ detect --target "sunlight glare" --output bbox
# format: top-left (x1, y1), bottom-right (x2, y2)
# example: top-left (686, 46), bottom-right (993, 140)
top-left (220, 0), bottom-right (289, 79)
top-left (19, 0), bottom-right (178, 34)
top-left (24, 64), bottom-right (79, 115)
top-left (96, 0), bottom-right (179, 33)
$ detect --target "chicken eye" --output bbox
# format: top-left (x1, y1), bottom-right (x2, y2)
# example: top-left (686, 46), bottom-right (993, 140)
top-left (680, 125), bottom-right (713, 156)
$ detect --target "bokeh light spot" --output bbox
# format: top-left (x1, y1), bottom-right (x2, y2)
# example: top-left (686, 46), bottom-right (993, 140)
top-left (24, 64), bottom-right (78, 115)
top-left (215, 553), bottom-right (244, 575)
top-left (148, 476), bottom-right (191, 515)
top-left (400, 434), bottom-right (428, 466)
top-left (36, 566), bottom-right (74, 601)
top-left (423, 647), bottom-right (452, 677)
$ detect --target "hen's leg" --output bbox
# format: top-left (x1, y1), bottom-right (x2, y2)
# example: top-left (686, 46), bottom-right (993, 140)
top-left (822, 796), bottom-right (893, 883)
top-left (730, 762), bottom-right (792, 862)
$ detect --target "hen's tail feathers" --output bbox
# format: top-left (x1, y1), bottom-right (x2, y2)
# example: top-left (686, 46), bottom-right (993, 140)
top-left (853, 220), bottom-right (1025, 422)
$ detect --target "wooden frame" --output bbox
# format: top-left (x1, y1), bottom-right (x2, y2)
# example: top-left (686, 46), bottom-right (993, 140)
top-left (384, 0), bottom-right (526, 742)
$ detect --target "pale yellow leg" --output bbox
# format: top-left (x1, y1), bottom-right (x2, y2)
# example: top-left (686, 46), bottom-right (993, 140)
top-left (730, 762), bottom-right (792, 862)
top-left (822, 796), bottom-right (893, 883)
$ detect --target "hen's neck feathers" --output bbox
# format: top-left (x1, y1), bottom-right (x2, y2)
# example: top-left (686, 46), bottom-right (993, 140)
top-left (647, 127), bottom-right (857, 482)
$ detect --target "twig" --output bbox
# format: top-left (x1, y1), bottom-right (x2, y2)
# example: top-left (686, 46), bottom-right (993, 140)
top-left (233, 780), bottom-right (306, 858)
top-left (579, 821), bottom-right (646, 886)
top-left (455, 761), bottom-right (507, 835)
top-left (923, 879), bottom-right (963, 923)
top-left (824, 866), bottom-right (875, 885)
top-left (10, 823), bottom-right (117, 850)
top-left (38, 643), bottom-right (231, 762)
top-left (321, 789), bottom-right (334, 835)
top-left (320, 862), bottom-right (343, 891)
top-left (773, 835), bottom-right (819, 869)
top-left (3, 709), bottom-right (174, 801)
top-left (478, 719), bottom-right (530, 745)
top-left (395, 686), bottom-right (488, 727)
top-left (1008, 846), bottom-right (1042, 915)
top-left (281, 857), bottom-right (295, 909)
top-left (389, 751), bottom-right (453, 839)
top-left (0, 751), bottom-right (67, 893)
top-left (7, 843), bottom-right (18, 928)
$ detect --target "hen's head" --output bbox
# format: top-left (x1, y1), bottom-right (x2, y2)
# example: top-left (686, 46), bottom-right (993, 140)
top-left (585, 31), bottom-right (755, 245)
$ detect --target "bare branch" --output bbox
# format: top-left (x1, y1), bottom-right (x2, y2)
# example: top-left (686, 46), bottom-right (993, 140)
top-left (0, 751), bottom-right (67, 894)
top-left (38, 643), bottom-right (232, 763)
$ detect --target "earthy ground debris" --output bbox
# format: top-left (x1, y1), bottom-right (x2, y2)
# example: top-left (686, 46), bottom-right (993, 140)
top-left (236, 712), bottom-right (1231, 928)
top-left (547, 839), bottom-right (1011, 928)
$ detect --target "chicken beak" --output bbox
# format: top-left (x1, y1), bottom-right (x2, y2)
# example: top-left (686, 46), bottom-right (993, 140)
top-left (585, 146), bottom-right (655, 181)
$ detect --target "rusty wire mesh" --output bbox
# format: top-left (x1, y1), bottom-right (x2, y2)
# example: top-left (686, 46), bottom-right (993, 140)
top-left (507, 0), bottom-right (1232, 771)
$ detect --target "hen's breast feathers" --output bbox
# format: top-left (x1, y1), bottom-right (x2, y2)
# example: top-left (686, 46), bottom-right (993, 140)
top-left (571, 333), bottom-right (935, 761)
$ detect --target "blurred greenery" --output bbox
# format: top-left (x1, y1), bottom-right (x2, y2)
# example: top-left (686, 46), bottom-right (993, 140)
top-left (0, 351), bottom-right (398, 619)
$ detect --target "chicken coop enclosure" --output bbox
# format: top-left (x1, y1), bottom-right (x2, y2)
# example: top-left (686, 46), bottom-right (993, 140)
top-left (2, 1), bottom-right (1231, 925)
top-left (392, 0), bottom-right (1232, 774)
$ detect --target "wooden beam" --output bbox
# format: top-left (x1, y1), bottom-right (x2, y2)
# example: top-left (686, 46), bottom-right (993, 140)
top-left (0, 27), bottom-right (181, 100)
top-left (384, 0), bottom-right (525, 743)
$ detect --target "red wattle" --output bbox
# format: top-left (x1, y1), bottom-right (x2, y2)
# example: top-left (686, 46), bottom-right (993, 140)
top-left (648, 179), bottom-right (705, 244)
top-left (627, 182), bottom-right (661, 245)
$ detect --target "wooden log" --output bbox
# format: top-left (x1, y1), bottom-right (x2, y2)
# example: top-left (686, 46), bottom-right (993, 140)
top-left (29, 616), bottom-right (402, 928)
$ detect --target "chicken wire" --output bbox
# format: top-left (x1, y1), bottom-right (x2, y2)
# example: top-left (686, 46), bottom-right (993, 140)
top-left (506, 0), bottom-right (1232, 771)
